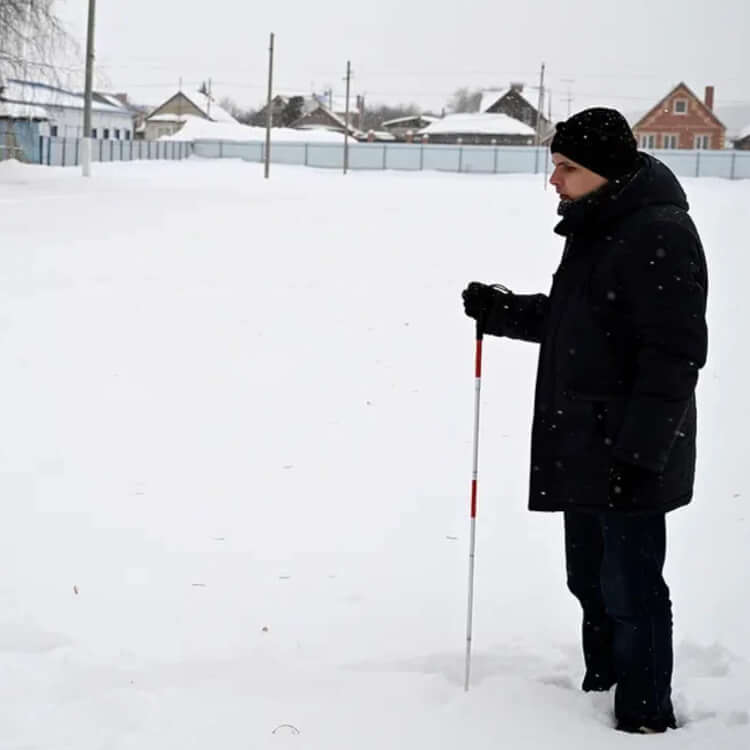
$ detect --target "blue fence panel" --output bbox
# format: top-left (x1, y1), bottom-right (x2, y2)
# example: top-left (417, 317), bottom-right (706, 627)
top-left (271, 143), bottom-right (306, 165)
top-left (421, 145), bottom-right (456, 171)
top-left (647, 150), bottom-right (696, 178)
top-left (460, 146), bottom-right (496, 173)
top-left (694, 151), bottom-right (729, 178)
top-left (383, 144), bottom-right (421, 170)
top-left (734, 152), bottom-right (750, 179)
top-left (305, 144), bottom-right (342, 169)
top-left (348, 144), bottom-right (387, 169)
top-left (495, 147), bottom-right (539, 174)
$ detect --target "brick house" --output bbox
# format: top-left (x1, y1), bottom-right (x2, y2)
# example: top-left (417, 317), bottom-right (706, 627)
top-left (632, 83), bottom-right (726, 150)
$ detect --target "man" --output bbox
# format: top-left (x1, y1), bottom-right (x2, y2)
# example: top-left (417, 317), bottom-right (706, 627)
top-left (462, 108), bottom-right (708, 734)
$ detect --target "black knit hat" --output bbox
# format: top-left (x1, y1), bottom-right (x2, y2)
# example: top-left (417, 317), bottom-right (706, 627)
top-left (550, 108), bottom-right (638, 179)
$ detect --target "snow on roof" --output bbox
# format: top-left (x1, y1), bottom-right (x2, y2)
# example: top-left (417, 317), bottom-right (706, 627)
top-left (739, 124), bottom-right (750, 140)
top-left (381, 114), bottom-right (439, 127)
top-left (95, 92), bottom-right (131, 110)
top-left (0, 100), bottom-right (49, 119)
top-left (479, 87), bottom-right (539, 114)
top-left (181, 91), bottom-right (237, 123)
top-left (2, 79), bottom-right (127, 114)
top-left (419, 113), bottom-right (536, 136)
top-left (158, 115), bottom-right (349, 143)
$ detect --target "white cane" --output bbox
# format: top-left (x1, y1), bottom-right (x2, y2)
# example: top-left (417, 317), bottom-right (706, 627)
top-left (464, 316), bottom-right (484, 692)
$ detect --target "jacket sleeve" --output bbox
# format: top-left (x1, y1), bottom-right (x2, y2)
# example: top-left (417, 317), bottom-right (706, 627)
top-left (613, 222), bottom-right (708, 473)
top-left (483, 293), bottom-right (550, 343)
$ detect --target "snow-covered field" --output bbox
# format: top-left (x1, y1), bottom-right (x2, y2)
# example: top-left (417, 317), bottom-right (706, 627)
top-left (0, 158), bottom-right (748, 749)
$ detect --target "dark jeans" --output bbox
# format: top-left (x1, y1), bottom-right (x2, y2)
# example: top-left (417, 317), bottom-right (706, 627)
top-left (564, 511), bottom-right (675, 728)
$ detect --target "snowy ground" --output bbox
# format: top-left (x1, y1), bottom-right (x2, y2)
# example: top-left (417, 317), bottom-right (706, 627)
top-left (0, 158), bottom-right (748, 749)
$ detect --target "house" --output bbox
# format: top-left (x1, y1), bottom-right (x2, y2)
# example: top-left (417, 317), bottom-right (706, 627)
top-left (416, 112), bottom-right (536, 145)
top-left (631, 83), bottom-right (726, 150)
top-left (311, 92), bottom-right (362, 130)
top-left (0, 99), bottom-right (50, 161)
top-left (289, 104), bottom-right (363, 139)
top-left (381, 115), bottom-right (439, 141)
top-left (479, 83), bottom-right (550, 135)
top-left (252, 93), bottom-right (317, 127)
top-left (714, 102), bottom-right (750, 147)
top-left (144, 90), bottom-right (237, 140)
top-left (0, 78), bottom-right (134, 139)
top-left (735, 125), bottom-right (750, 150)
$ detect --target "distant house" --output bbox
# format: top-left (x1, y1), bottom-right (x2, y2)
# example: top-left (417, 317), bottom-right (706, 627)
top-left (381, 115), bottom-right (439, 141)
top-left (0, 78), bottom-right (133, 139)
top-left (144, 90), bottom-right (237, 140)
top-left (252, 93), bottom-right (317, 127)
top-left (289, 104), bottom-right (363, 139)
top-left (417, 112), bottom-right (536, 145)
top-left (631, 83), bottom-right (726, 150)
top-left (479, 83), bottom-right (550, 135)
top-left (735, 125), bottom-right (750, 150)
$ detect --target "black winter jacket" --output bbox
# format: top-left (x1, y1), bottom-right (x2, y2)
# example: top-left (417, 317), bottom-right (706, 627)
top-left (483, 154), bottom-right (708, 513)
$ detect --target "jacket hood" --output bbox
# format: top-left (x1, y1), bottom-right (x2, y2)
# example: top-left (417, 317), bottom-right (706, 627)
top-left (554, 153), bottom-right (689, 236)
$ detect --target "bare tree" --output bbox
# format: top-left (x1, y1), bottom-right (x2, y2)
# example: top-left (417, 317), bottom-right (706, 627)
top-left (447, 87), bottom-right (482, 114)
top-left (0, 1), bottom-right (73, 82)
top-left (218, 95), bottom-right (257, 125)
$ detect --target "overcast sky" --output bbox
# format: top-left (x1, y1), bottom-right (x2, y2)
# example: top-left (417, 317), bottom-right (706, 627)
top-left (57, 0), bottom-right (749, 120)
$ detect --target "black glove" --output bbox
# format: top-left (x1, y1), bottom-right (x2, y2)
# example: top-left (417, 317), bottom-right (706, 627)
top-left (462, 282), bottom-right (510, 321)
top-left (608, 460), bottom-right (658, 506)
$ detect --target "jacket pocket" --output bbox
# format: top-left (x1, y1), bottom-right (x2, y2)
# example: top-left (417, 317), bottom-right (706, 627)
top-left (564, 389), bottom-right (627, 447)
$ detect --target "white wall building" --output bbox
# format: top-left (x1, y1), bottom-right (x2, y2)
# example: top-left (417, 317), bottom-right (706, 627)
top-left (0, 79), bottom-right (134, 140)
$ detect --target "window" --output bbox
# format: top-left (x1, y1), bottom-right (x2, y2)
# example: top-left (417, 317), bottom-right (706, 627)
top-left (673, 99), bottom-right (688, 115)
top-left (50, 125), bottom-right (58, 137)
top-left (662, 134), bottom-right (679, 149)
top-left (694, 134), bottom-right (710, 149)
top-left (103, 128), bottom-right (110, 139)
top-left (639, 133), bottom-right (656, 149)
top-left (125, 130), bottom-right (131, 140)
top-left (91, 128), bottom-right (97, 138)
top-left (114, 129), bottom-right (121, 139)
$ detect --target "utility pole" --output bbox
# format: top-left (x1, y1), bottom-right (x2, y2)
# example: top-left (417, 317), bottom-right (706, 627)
top-left (343, 60), bottom-right (351, 175)
top-left (561, 78), bottom-right (575, 117)
top-left (81, 0), bottom-right (97, 177)
top-left (534, 62), bottom-right (545, 147)
top-left (264, 32), bottom-right (274, 179)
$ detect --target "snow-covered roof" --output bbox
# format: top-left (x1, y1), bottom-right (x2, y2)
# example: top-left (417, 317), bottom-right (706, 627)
top-left (419, 113), bottom-right (536, 136)
top-left (381, 114), bottom-right (439, 127)
top-left (181, 91), bottom-right (236, 123)
top-left (479, 87), bottom-right (539, 114)
top-left (0, 100), bottom-right (49, 119)
top-left (2, 79), bottom-right (128, 114)
top-left (158, 114), bottom-right (349, 143)
top-left (739, 124), bottom-right (750, 141)
top-left (94, 92), bottom-right (131, 110)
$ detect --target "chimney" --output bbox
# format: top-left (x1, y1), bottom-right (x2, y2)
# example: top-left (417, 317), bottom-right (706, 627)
top-left (704, 85), bottom-right (715, 111)
top-left (510, 82), bottom-right (524, 92)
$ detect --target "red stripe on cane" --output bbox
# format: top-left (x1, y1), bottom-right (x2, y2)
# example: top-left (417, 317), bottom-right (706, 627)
top-left (475, 339), bottom-right (482, 377)
top-left (471, 479), bottom-right (478, 518)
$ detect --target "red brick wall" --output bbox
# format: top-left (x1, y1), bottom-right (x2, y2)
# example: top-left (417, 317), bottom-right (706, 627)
top-left (633, 85), bottom-right (725, 150)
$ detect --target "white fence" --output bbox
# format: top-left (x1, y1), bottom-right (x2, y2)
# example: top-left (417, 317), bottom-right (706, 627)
top-left (191, 139), bottom-right (750, 180)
